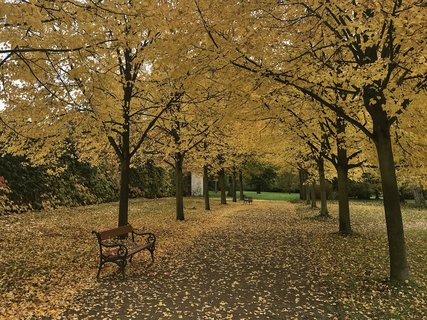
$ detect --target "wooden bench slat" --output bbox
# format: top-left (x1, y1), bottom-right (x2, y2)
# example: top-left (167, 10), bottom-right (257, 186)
top-left (99, 224), bottom-right (133, 240)
top-left (127, 243), bottom-right (151, 256)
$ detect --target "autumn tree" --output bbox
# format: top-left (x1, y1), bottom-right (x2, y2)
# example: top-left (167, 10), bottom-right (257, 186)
top-left (1, 1), bottom-right (190, 227)
top-left (278, 103), bottom-right (332, 218)
top-left (149, 90), bottom-right (223, 220)
top-left (279, 97), bottom-right (367, 231)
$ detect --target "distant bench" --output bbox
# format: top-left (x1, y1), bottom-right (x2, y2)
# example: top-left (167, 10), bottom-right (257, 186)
top-left (243, 196), bottom-right (253, 204)
top-left (92, 224), bottom-right (156, 278)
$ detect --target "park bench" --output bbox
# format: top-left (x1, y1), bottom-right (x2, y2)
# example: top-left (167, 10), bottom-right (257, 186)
top-left (92, 224), bottom-right (156, 279)
top-left (244, 196), bottom-right (253, 204)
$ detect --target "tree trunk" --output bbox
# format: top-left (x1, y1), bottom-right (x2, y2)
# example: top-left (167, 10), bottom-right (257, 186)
top-left (227, 175), bottom-right (233, 197)
top-left (306, 184), bottom-right (311, 205)
top-left (232, 170), bottom-right (237, 202)
top-left (335, 117), bottom-right (352, 235)
top-left (239, 170), bottom-right (244, 200)
top-left (399, 187), bottom-right (406, 203)
top-left (118, 154), bottom-right (130, 227)
top-left (203, 165), bottom-right (210, 211)
top-left (311, 181), bottom-right (317, 208)
top-left (318, 158), bottom-right (329, 218)
top-left (299, 169), bottom-right (307, 200)
top-left (219, 168), bottom-right (227, 205)
top-left (373, 114), bottom-right (408, 281)
top-left (214, 180), bottom-right (218, 193)
top-left (118, 130), bottom-right (130, 227)
top-left (182, 172), bottom-right (191, 197)
top-left (413, 185), bottom-right (426, 207)
top-left (175, 153), bottom-right (185, 220)
top-left (336, 165), bottom-right (351, 235)
top-left (256, 184), bottom-right (261, 194)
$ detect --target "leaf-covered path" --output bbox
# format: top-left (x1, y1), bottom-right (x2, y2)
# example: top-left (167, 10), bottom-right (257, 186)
top-left (65, 202), bottom-right (337, 319)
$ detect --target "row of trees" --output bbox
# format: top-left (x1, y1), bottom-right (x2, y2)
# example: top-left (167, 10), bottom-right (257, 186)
top-left (1, 0), bottom-right (425, 281)
top-left (1, 146), bottom-right (422, 214)
top-left (194, 0), bottom-right (426, 281)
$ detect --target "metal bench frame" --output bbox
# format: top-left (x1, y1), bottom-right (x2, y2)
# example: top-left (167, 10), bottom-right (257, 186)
top-left (92, 224), bottom-right (156, 279)
top-left (244, 196), bottom-right (253, 204)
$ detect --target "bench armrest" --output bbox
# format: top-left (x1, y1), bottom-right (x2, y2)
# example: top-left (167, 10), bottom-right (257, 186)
top-left (93, 230), bottom-right (129, 259)
top-left (132, 230), bottom-right (156, 245)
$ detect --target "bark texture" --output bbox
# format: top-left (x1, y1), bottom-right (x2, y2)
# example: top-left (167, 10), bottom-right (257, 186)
top-left (175, 153), bottom-right (184, 220)
top-left (118, 129), bottom-right (130, 227)
top-left (306, 185), bottom-right (311, 205)
top-left (299, 169), bottom-right (307, 200)
top-left (310, 182), bottom-right (317, 208)
top-left (372, 109), bottom-right (408, 281)
top-left (232, 170), bottom-right (237, 202)
top-left (219, 169), bottom-right (227, 205)
top-left (413, 185), bottom-right (426, 207)
top-left (336, 165), bottom-right (351, 235)
top-left (239, 170), bottom-right (244, 200)
top-left (203, 165), bottom-right (210, 211)
top-left (318, 158), bottom-right (329, 218)
top-left (335, 117), bottom-right (352, 234)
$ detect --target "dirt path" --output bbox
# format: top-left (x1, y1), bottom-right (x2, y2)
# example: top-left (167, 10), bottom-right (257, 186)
top-left (64, 202), bottom-right (337, 319)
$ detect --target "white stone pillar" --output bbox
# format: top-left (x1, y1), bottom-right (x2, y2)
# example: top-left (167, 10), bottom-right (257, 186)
top-left (191, 171), bottom-right (203, 196)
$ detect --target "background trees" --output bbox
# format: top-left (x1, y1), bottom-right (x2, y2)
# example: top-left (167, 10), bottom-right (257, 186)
top-left (244, 159), bottom-right (277, 194)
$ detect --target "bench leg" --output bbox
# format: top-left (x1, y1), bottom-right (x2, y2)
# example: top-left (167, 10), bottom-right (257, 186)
top-left (149, 247), bottom-right (155, 264)
top-left (96, 260), bottom-right (104, 279)
top-left (96, 266), bottom-right (102, 279)
top-left (119, 259), bottom-right (127, 279)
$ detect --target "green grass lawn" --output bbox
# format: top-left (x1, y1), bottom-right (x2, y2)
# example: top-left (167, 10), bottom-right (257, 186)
top-left (209, 190), bottom-right (300, 201)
